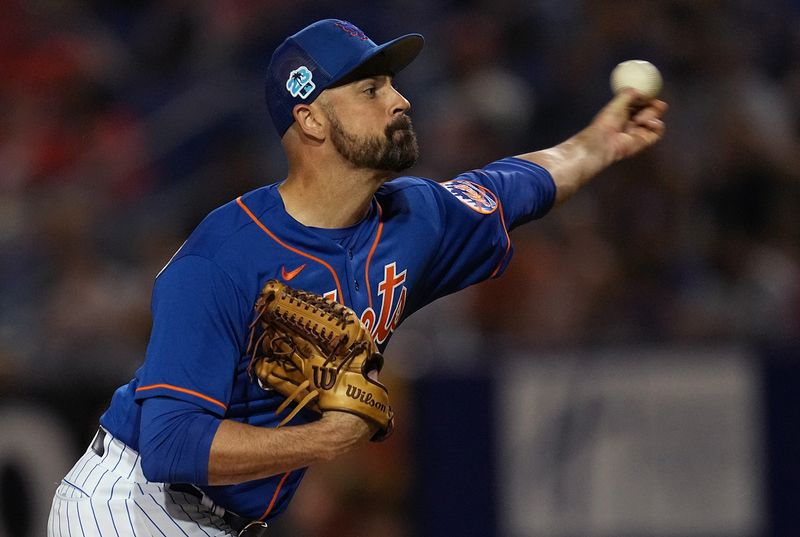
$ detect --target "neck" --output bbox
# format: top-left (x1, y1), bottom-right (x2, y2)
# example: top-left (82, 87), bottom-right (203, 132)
top-left (279, 164), bottom-right (389, 228)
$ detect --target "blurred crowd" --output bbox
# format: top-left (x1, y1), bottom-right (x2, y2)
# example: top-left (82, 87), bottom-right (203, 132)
top-left (1, 0), bottom-right (799, 535)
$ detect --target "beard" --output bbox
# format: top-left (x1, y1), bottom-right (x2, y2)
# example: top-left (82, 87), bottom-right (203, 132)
top-left (325, 108), bottom-right (419, 172)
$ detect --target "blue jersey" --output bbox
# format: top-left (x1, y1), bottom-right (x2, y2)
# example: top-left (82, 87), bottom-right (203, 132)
top-left (99, 156), bottom-right (555, 520)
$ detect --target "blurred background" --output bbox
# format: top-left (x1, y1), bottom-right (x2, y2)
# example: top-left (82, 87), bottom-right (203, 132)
top-left (1, 0), bottom-right (799, 536)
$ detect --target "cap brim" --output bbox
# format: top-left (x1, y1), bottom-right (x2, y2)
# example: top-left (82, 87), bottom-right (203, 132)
top-left (331, 33), bottom-right (424, 87)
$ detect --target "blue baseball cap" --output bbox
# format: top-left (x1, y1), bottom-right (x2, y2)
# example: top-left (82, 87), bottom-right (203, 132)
top-left (265, 19), bottom-right (424, 137)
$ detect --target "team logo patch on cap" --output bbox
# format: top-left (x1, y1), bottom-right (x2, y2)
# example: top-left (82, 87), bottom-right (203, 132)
top-left (440, 180), bottom-right (498, 214)
top-left (286, 66), bottom-right (316, 99)
top-left (334, 21), bottom-right (369, 40)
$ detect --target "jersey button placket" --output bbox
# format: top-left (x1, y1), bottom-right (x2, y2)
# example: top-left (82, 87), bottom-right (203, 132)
top-left (347, 250), bottom-right (360, 290)
top-left (341, 246), bottom-right (360, 296)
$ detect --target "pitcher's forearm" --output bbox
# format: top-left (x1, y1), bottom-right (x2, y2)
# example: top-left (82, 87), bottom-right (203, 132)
top-left (207, 413), bottom-right (371, 485)
top-left (517, 125), bottom-right (615, 207)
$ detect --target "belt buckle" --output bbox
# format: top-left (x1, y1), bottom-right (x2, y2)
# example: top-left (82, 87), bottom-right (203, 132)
top-left (238, 521), bottom-right (269, 536)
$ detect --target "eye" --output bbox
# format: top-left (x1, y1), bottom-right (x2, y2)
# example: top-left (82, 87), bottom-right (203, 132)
top-left (363, 86), bottom-right (376, 97)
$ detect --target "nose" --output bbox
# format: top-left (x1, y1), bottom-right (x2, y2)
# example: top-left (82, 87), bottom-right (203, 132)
top-left (390, 86), bottom-right (411, 116)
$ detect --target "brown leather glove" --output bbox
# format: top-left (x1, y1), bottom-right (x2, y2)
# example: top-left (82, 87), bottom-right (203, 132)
top-left (247, 280), bottom-right (393, 441)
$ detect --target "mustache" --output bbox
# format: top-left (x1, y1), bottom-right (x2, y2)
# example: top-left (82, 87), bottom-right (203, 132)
top-left (385, 115), bottom-right (414, 137)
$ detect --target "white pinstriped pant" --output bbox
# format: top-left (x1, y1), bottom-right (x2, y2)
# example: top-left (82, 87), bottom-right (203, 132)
top-left (47, 428), bottom-right (237, 537)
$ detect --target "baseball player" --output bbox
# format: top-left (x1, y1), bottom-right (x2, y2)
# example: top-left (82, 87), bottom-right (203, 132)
top-left (48, 18), bottom-right (666, 537)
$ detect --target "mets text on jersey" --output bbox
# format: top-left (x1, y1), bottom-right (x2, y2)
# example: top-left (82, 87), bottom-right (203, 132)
top-left (324, 262), bottom-right (407, 345)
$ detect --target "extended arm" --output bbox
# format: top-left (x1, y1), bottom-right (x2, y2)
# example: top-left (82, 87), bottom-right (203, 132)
top-left (518, 90), bottom-right (667, 206)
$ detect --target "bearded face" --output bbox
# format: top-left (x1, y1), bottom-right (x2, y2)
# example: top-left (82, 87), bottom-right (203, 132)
top-left (323, 105), bottom-right (419, 172)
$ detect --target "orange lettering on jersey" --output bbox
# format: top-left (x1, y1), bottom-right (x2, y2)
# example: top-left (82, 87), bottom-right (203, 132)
top-left (360, 307), bottom-right (377, 334)
top-left (369, 262), bottom-right (407, 345)
top-left (323, 264), bottom-right (407, 345)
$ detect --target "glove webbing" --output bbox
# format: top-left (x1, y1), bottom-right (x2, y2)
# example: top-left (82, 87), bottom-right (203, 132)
top-left (265, 286), bottom-right (355, 349)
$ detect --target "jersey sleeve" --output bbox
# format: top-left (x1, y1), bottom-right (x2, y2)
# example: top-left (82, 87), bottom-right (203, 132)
top-left (472, 156), bottom-right (557, 230)
top-left (139, 396), bottom-right (221, 484)
top-left (134, 254), bottom-right (250, 416)
top-left (421, 157), bottom-right (556, 301)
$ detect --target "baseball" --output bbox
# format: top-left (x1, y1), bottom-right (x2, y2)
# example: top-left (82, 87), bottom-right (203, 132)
top-left (610, 60), bottom-right (662, 100)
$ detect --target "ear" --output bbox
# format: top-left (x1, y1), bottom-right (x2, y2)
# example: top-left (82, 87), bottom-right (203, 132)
top-left (292, 103), bottom-right (326, 141)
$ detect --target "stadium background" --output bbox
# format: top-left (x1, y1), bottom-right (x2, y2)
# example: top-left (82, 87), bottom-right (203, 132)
top-left (1, 0), bottom-right (799, 536)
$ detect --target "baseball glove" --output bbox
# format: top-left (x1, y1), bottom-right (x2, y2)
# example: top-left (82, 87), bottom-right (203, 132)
top-left (246, 280), bottom-right (393, 441)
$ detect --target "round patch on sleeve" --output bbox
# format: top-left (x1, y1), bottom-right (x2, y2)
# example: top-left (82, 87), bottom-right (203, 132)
top-left (440, 180), bottom-right (499, 214)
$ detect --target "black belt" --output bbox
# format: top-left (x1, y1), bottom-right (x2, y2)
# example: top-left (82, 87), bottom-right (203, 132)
top-left (91, 428), bottom-right (268, 537)
top-left (91, 427), bottom-right (106, 457)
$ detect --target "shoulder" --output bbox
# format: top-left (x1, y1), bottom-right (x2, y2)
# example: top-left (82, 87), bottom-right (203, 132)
top-left (178, 185), bottom-right (281, 260)
top-left (377, 173), bottom-right (501, 217)
top-left (161, 185), bottom-right (284, 294)
top-left (374, 172), bottom-right (505, 218)
top-left (376, 175), bottom-right (451, 205)
top-left (374, 175), bottom-right (448, 221)
top-left (376, 175), bottom-right (438, 196)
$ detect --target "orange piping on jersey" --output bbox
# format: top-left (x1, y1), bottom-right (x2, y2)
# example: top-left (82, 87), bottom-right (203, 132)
top-left (364, 203), bottom-right (384, 311)
top-left (135, 384), bottom-right (227, 411)
top-left (236, 197), bottom-right (344, 304)
top-left (258, 471), bottom-right (292, 521)
top-left (489, 195), bottom-right (511, 278)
